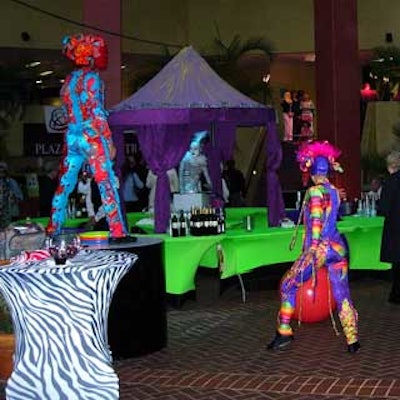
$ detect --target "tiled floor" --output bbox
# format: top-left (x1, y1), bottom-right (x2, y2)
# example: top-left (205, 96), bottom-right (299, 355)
top-left (2, 268), bottom-right (400, 399)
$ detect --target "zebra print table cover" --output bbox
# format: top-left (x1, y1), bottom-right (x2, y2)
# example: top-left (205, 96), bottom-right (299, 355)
top-left (0, 249), bottom-right (137, 400)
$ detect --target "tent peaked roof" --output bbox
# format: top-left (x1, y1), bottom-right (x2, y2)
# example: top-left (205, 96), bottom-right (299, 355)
top-left (111, 46), bottom-right (266, 112)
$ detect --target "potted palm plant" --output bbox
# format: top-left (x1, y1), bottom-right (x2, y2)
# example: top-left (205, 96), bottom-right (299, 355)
top-left (0, 293), bottom-right (15, 380)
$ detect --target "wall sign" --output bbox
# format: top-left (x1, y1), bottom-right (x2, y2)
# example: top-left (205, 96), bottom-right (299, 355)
top-left (24, 124), bottom-right (140, 157)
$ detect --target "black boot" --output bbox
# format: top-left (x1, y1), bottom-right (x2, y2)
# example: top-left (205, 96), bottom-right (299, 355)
top-left (347, 341), bottom-right (361, 353)
top-left (267, 332), bottom-right (294, 350)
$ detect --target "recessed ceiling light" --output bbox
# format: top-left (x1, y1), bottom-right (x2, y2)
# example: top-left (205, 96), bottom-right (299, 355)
top-left (35, 80), bottom-right (43, 84)
top-left (121, 65), bottom-right (126, 69)
top-left (25, 61), bottom-right (41, 68)
top-left (39, 70), bottom-right (54, 76)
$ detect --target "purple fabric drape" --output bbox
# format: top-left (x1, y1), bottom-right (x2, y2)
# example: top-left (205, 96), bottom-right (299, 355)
top-left (205, 123), bottom-right (236, 201)
top-left (137, 125), bottom-right (192, 233)
top-left (111, 126), bottom-right (126, 175)
top-left (265, 109), bottom-right (285, 226)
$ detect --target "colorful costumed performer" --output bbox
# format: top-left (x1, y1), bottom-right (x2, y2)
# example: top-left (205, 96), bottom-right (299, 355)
top-left (47, 33), bottom-right (134, 243)
top-left (267, 141), bottom-right (360, 353)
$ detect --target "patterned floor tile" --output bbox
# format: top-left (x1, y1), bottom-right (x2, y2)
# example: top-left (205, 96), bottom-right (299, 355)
top-left (2, 274), bottom-right (400, 399)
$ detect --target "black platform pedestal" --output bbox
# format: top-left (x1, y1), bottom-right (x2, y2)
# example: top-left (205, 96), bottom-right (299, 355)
top-left (104, 237), bottom-right (167, 360)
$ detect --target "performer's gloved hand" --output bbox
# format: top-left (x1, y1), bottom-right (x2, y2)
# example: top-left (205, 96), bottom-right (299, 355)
top-left (308, 243), bottom-right (326, 269)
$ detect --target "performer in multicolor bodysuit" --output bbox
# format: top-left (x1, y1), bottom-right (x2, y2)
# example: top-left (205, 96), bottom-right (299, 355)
top-left (267, 141), bottom-right (360, 353)
top-left (47, 33), bottom-right (134, 243)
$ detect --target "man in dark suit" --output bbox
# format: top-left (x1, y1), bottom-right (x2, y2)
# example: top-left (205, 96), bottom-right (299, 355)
top-left (38, 161), bottom-right (59, 217)
top-left (379, 151), bottom-right (400, 304)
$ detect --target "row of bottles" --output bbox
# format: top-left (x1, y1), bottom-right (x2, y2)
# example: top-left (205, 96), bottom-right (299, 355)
top-left (354, 194), bottom-right (377, 217)
top-left (169, 207), bottom-right (226, 237)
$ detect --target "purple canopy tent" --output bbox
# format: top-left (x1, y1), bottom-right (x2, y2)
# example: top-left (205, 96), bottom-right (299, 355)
top-left (108, 46), bottom-right (285, 233)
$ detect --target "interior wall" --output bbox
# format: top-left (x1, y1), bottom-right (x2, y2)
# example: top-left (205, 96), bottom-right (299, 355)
top-left (1, 0), bottom-right (400, 55)
top-left (186, 0), bottom-right (314, 55)
top-left (357, 0), bottom-right (400, 50)
top-left (121, 0), bottom-right (189, 54)
top-left (0, 0), bottom-right (82, 49)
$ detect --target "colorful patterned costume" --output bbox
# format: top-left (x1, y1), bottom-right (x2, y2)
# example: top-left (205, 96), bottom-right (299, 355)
top-left (47, 34), bottom-right (128, 239)
top-left (268, 141), bottom-right (360, 352)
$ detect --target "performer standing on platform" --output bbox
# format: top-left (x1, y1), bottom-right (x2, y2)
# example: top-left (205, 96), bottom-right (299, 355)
top-left (47, 33), bottom-right (134, 243)
top-left (267, 141), bottom-right (360, 353)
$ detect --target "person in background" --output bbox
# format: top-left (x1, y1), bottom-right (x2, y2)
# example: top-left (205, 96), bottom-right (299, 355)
top-left (379, 151), bottom-right (400, 304)
top-left (267, 141), bottom-right (360, 353)
top-left (300, 92), bottom-right (315, 136)
top-left (0, 161), bottom-right (24, 228)
top-left (281, 90), bottom-right (294, 142)
top-left (223, 159), bottom-right (246, 207)
top-left (146, 168), bottom-right (179, 213)
top-left (121, 158), bottom-right (144, 212)
top-left (299, 120), bottom-right (313, 142)
top-left (38, 161), bottom-right (59, 217)
top-left (132, 152), bottom-right (150, 211)
top-left (368, 176), bottom-right (383, 202)
top-left (24, 168), bottom-right (40, 218)
top-left (291, 90), bottom-right (302, 139)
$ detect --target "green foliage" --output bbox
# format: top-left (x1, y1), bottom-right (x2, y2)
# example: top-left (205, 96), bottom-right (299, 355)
top-left (210, 24), bottom-right (274, 100)
top-left (361, 154), bottom-right (387, 184)
top-left (369, 46), bottom-right (400, 81)
top-left (0, 66), bottom-right (33, 130)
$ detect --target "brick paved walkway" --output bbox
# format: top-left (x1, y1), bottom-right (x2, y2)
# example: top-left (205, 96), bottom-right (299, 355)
top-left (2, 271), bottom-right (400, 399)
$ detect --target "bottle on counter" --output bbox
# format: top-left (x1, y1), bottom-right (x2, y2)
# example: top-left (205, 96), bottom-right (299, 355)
top-left (179, 210), bottom-right (187, 237)
top-left (217, 208), bottom-right (226, 234)
top-left (170, 213), bottom-right (180, 237)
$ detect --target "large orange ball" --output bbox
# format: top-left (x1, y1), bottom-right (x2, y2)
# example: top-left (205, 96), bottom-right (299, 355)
top-left (292, 267), bottom-right (336, 323)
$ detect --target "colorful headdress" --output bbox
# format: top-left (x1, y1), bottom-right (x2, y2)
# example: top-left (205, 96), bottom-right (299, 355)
top-left (191, 131), bottom-right (209, 146)
top-left (62, 33), bottom-right (108, 69)
top-left (296, 140), bottom-right (343, 176)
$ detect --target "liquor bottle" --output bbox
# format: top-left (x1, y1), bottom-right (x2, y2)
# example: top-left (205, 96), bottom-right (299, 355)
top-left (179, 210), bottom-right (187, 237)
top-left (203, 208), bottom-right (210, 235)
top-left (171, 213), bottom-right (180, 237)
top-left (218, 208), bottom-right (226, 234)
top-left (189, 207), bottom-right (196, 236)
top-left (211, 208), bottom-right (218, 235)
top-left (194, 208), bottom-right (202, 236)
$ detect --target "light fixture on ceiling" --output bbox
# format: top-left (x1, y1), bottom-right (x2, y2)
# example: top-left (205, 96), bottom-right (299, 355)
top-left (39, 70), bottom-right (54, 76)
top-left (35, 80), bottom-right (43, 84)
top-left (262, 73), bottom-right (271, 84)
top-left (25, 61), bottom-right (41, 68)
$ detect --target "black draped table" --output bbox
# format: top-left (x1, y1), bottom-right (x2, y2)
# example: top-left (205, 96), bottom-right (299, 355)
top-left (104, 237), bottom-right (167, 359)
top-left (0, 250), bottom-right (136, 400)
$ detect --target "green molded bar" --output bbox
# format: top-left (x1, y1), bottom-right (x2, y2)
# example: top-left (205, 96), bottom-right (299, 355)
top-left (19, 210), bottom-right (389, 295)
